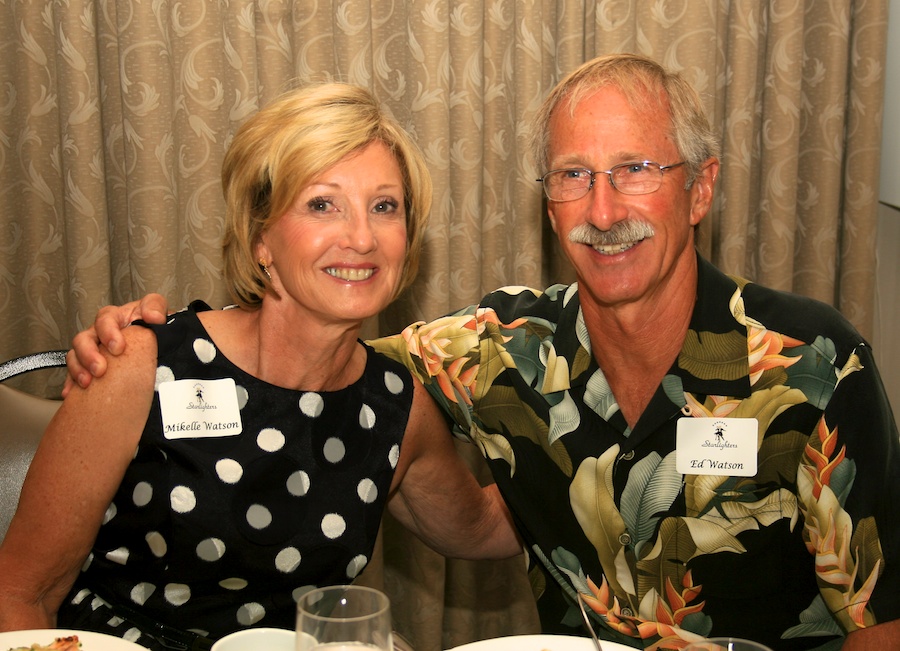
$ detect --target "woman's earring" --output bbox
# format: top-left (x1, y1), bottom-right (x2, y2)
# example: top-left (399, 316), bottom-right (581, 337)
top-left (259, 259), bottom-right (273, 282)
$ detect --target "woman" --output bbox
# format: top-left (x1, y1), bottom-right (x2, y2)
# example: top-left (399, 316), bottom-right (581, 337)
top-left (0, 84), bottom-right (520, 650)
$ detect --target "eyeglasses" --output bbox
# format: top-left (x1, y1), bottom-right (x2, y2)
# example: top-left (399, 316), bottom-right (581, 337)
top-left (537, 161), bottom-right (686, 202)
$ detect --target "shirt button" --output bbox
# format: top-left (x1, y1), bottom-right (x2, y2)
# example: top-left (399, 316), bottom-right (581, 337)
top-left (621, 607), bottom-right (634, 617)
top-left (618, 532), bottom-right (632, 545)
top-left (620, 450), bottom-right (635, 461)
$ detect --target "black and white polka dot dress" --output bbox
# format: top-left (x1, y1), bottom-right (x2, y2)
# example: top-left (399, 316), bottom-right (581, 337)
top-left (58, 302), bottom-right (412, 646)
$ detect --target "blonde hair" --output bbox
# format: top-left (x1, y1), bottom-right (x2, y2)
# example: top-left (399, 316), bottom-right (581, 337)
top-left (221, 83), bottom-right (432, 309)
top-left (530, 53), bottom-right (720, 185)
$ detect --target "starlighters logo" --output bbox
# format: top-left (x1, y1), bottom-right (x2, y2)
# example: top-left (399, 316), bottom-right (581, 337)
top-left (187, 382), bottom-right (218, 410)
top-left (702, 420), bottom-right (736, 449)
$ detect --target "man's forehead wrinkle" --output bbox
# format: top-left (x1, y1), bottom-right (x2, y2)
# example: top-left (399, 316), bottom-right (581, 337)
top-left (559, 81), bottom-right (668, 118)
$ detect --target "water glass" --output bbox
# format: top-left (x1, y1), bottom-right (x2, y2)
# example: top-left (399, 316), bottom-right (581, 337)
top-left (296, 585), bottom-right (393, 651)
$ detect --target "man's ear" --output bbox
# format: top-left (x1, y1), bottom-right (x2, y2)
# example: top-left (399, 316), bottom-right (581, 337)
top-left (547, 204), bottom-right (559, 233)
top-left (689, 157), bottom-right (719, 226)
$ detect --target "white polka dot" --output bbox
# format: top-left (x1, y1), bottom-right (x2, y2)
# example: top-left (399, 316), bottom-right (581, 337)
top-left (193, 338), bottom-right (217, 363)
top-left (130, 582), bottom-right (156, 605)
top-left (236, 384), bottom-right (249, 409)
top-left (219, 578), bottom-right (248, 590)
top-left (108, 616), bottom-right (125, 627)
top-left (359, 404), bottom-right (376, 429)
top-left (196, 538), bottom-right (226, 561)
top-left (357, 478), bottom-right (377, 504)
top-left (384, 371), bottom-right (404, 394)
top-left (299, 392), bottom-right (324, 417)
top-left (247, 504), bottom-right (272, 529)
top-left (155, 366), bottom-right (175, 390)
top-left (323, 437), bottom-right (345, 463)
top-left (275, 547), bottom-right (301, 573)
top-left (146, 531), bottom-right (167, 557)
top-left (236, 602), bottom-right (266, 625)
top-left (165, 583), bottom-right (191, 606)
top-left (81, 553), bottom-right (93, 571)
top-left (346, 554), bottom-right (367, 578)
top-left (292, 585), bottom-right (316, 603)
top-left (103, 503), bottom-right (117, 524)
top-left (170, 486), bottom-right (196, 513)
top-left (321, 513), bottom-right (346, 539)
top-left (106, 547), bottom-right (129, 565)
top-left (216, 458), bottom-right (243, 483)
top-left (133, 481), bottom-right (152, 506)
top-left (257, 428), bottom-right (285, 452)
top-left (286, 470), bottom-right (310, 496)
top-left (388, 444), bottom-right (400, 469)
top-left (71, 589), bottom-right (91, 605)
top-left (90, 596), bottom-right (105, 610)
top-left (123, 629), bottom-right (142, 643)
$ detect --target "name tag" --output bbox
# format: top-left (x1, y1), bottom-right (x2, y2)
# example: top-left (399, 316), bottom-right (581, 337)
top-left (676, 417), bottom-right (758, 476)
top-left (159, 378), bottom-right (243, 439)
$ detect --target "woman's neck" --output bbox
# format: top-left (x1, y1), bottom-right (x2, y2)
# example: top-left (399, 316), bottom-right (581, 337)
top-left (197, 303), bottom-right (367, 392)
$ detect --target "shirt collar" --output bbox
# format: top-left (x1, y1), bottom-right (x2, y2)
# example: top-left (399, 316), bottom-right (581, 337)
top-left (676, 254), bottom-right (752, 398)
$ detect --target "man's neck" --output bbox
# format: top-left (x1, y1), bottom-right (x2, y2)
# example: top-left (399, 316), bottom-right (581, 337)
top-left (578, 263), bottom-right (698, 429)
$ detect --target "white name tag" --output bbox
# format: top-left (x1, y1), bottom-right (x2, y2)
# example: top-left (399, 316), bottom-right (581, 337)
top-left (676, 417), bottom-right (758, 476)
top-left (159, 378), bottom-right (243, 439)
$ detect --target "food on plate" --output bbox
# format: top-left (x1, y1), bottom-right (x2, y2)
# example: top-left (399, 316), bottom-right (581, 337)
top-left (7, 635), bottom-right (81, 651)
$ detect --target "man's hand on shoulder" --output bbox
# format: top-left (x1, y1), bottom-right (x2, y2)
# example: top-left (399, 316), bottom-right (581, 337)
top-left (64, 293), bottom-right (170, 394)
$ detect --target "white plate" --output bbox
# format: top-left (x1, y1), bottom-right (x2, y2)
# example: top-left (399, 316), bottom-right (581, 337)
top-left (447, 634), bottom-right (636, 651)
top-left (0, 629), bottom-right (147, 650)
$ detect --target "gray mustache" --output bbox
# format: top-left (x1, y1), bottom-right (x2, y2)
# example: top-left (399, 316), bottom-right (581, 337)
top-left (567, 221), bottom-right (655, 246)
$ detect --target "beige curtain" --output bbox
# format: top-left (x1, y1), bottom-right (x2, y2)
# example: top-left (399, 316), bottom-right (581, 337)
top-left (0, 1), bottom-right (888, 649)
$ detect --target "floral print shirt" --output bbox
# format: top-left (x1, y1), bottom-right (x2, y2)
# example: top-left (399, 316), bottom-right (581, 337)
top-left (372, 255), bottom-right (900, 651)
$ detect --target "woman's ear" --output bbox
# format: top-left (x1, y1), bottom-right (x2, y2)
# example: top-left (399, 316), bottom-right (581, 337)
top-left (255, 234), bottom-right (270, 266)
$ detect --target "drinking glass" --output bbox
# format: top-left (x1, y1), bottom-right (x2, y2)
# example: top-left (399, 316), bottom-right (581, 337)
top-left (683, 638), bottom-right (774, 651)
top-left (296, 585), bottom-right (393, 651)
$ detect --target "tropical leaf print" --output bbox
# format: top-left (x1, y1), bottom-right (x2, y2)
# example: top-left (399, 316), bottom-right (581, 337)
top-left (782, 594), bottom-right (844, 640)
top-left (679, 329), bottom-right (749, 381)
top-left (548, 391), bottom-right (581, 444)
top-left (798, 415), bottom-right (882, 630)
top-left (619, 451), bottom-right (682, 558)
top-left (570, 446), bottom-right (632, 599)
top-left (782, 338), bottom-right (840, 410)
top-left (476, 384), bottom-right (573, 476)
top-left (583, 367), bottom-right (619, 421)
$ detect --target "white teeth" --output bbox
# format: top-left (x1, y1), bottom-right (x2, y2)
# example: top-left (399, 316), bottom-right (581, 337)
top-left (593, 242), bottom-right (638, 255)
top-left (326, 268), bottom-right (374, 281)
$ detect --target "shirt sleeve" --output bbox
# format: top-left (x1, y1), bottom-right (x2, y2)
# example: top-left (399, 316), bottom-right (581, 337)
top-left (368, 286), bottom-right (565, 441)
top-left (368, 304), bottom-right (485, 439)
top-left (798, 340), bottom-right (900, 631)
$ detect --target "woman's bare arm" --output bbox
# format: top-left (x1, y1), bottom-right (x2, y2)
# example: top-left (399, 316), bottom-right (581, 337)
top-left (842, 620), bottom-right (900, 649)
top-left (0, 327), bottom-right (157, 629)
top-left (386, 379), bottom-right (522, 560)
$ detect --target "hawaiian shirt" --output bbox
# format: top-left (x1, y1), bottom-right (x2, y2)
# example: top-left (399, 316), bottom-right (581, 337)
top-left (372, 255), bottom-right (900, 651)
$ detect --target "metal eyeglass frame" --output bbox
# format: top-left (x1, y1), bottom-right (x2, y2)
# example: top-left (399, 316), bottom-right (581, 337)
top-left (537, 160), bottom-right (686, 202)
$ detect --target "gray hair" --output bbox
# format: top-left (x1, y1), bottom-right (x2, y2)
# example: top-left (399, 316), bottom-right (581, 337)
top-left (529, 53), bottom-right (720, 185)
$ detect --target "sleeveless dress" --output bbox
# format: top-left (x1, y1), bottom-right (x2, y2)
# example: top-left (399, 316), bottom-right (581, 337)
top-left (58, 302), bottom-right (413, 649)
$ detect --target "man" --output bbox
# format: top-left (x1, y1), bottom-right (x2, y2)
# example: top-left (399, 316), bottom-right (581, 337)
top-left (67, 54), bottom-right (900, 649)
